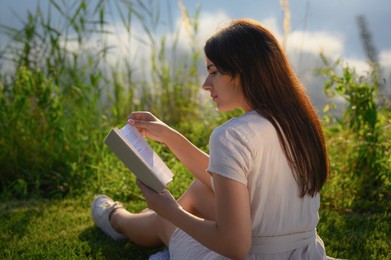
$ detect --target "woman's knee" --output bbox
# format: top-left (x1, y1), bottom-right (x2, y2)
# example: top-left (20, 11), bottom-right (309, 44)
top-left (178, 179), bottom-right (215, 220)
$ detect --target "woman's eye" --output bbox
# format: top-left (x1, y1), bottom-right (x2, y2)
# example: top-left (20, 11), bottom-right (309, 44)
top-left (209, 71), bottom-right (217, 75)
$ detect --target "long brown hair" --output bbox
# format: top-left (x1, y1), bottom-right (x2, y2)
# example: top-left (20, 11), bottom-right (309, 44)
top-left (204, 19), bottom-right (329, 197)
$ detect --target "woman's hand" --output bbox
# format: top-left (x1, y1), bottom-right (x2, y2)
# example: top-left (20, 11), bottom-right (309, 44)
top-left (129, 111), bottom-right (212, 191)
top-left (128, 111), bottom-right (173, 144)
top-left (136, 179), bottom-right (180, 219)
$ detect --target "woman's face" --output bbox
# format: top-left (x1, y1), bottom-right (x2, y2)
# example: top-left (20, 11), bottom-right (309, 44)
top-left (202, 58), bottom-right (252, 112)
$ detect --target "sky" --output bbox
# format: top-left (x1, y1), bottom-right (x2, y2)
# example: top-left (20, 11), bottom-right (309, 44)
top-left (178, 0), bottom-right (391, 73)
top-left (1, 0), bottom-right (390, 110)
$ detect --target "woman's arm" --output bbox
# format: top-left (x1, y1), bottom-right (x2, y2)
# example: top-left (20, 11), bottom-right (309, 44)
top-left (163, 129), bottom-right (211, 188)
top-left (128, 111), bottom-right (212, 189)
top-left (138, 174), bottom-right (252, 259)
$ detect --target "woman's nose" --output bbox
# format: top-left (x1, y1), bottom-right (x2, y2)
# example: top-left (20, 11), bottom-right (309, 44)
top-left (202, 76), bottom-right (212, 91)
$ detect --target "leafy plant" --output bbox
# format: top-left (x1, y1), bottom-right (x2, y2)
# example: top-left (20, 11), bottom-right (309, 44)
top-left (0, 0), bottom-right (210, 199)
top-left (318, 54), bottom-right (391, 212)
top-left (0, 0), bottom-right (117, 198)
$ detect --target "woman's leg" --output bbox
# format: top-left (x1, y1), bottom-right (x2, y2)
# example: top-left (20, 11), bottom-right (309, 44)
top-left (176, 178), bottom-right (216, 221)
top-left (110, 179), bottom-right (215, 247)
top-left (110, 207), bottom-right (174, 247)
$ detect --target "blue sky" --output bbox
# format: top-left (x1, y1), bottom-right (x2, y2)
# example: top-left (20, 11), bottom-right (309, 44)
top-left (180, 0), bottom-right (391, 68)
top-left (1, 0), bottom-right (390, 109)
top-left (1, 0), bottom-right (390, 66)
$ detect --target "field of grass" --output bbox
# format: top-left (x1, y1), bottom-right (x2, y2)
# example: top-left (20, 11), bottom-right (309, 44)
top-left (0, 196), bottom-right (159, 259)
top-left (0, 194), bottom-right (390, 259)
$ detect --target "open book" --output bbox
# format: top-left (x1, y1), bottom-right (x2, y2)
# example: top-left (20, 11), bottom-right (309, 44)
top-left (104, 124), bottom-right (173, 192)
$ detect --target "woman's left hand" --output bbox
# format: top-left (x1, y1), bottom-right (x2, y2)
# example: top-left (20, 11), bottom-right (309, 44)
top-left (136, 179), bottom-right (180, 219)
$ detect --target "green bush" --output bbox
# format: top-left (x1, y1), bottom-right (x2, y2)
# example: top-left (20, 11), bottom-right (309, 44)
top-left (318, 55), bottom-right (391, 212)
top-left (0, 1), bottom-right (114, 198)
top-left (0, 65), bottom-right (108, 198)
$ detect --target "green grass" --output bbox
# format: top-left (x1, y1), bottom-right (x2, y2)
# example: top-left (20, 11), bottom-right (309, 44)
top-left (0, 196), bottom-right (162, 259)
top-left (0, 196), bottom-right (389, 260)
top-left (318, 207), bottom-right (390, 259)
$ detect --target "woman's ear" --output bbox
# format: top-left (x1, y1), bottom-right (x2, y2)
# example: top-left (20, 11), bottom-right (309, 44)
top-left (231, 75), bottom-right (241, 89)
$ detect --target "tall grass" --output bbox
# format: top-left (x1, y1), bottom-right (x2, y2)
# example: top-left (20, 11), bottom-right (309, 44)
top-left (0, 0), bottom-right (212, 199)
top-left (0, 0), bottom-right (107, 198)
top-left (0, 0), bottom-right (389, 216)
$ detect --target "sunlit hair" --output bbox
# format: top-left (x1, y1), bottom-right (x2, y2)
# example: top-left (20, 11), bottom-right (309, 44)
top-left (204, 18), bottom-right (329, 197)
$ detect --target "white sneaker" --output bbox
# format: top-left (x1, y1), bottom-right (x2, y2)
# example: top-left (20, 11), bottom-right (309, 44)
top-left (149, 248), bottom-right (170, 260)
top-left (91, 195), bottom-right (126, 240)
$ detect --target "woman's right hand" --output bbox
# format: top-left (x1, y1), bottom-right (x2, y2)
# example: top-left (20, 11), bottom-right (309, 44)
top-left (130, 112), bottom-right (211, 188)
top-left (128, 111), bottom-right (173, 144)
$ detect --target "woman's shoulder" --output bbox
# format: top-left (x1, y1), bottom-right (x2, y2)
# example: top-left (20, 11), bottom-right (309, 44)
top-left (210, 111), bottom-right (277, 150)
top-left (214, 110), bottom-right (273, 135)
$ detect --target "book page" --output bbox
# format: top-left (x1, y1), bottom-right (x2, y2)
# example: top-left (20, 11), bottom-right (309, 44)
top-left (120, 124), bottom-right (173, 183)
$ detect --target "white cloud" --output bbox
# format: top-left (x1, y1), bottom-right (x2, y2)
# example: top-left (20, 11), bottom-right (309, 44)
top-left (101, 24), bottom-right (150, 68)
top-left (380, 49), bottom-right (391, 69)
top-left (342, 58), bottom-right (371, 75)
top-left (171, 10), bottom-right (231, 52)
top-left (286, 30), bottom-right (344, 60)
top-left (56, 23), bottom-right (149, 67)
top-left (198, 11), bottom-right (231, 44)
top-left (260, 17), bottom-right (282, 38)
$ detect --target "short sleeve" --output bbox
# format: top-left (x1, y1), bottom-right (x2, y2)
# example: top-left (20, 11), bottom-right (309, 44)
top-left (207, 124), bottom-right (253, 186)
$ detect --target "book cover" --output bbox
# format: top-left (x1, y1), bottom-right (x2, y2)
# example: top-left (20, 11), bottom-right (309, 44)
top-left (104, 124), bottom-right (173, 192)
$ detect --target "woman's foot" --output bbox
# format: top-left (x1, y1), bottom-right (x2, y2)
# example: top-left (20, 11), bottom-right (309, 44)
top-left (91, 195), bottom-right (126, 240)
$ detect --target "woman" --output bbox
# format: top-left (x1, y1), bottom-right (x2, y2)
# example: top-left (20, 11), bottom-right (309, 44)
top-left (92, 18), bottom-right (330, 259)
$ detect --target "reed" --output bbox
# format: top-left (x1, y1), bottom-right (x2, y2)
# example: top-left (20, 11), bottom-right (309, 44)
top-left (0, 0), bottom-right (212, 199)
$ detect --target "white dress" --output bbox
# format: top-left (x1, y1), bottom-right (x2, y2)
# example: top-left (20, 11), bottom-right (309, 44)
top-left (168, 110), bottom-right (327, 259)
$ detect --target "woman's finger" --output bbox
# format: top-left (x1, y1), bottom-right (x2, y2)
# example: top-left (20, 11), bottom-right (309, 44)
top-left (129, 111), bottom-right (155, 121)
top-left (136, 179), bottom-right (154, 195)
